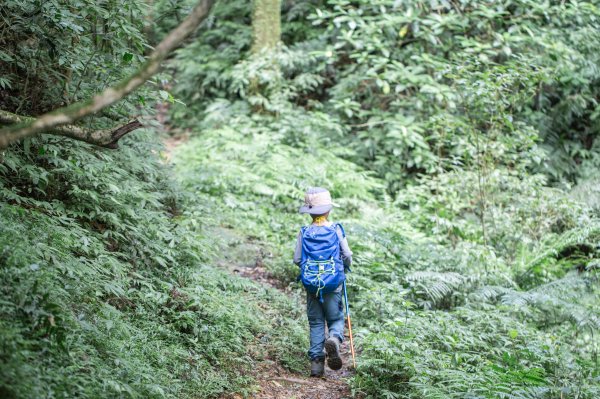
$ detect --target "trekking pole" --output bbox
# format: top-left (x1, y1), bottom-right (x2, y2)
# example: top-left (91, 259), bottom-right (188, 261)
top-left (343, 280), bottom-right (357, 368)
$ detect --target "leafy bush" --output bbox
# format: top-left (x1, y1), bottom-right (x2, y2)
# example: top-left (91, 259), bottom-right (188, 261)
top-left (166, 1), bottom-right (600, 397)
top-left (0, 0), bottom-right (152, 117)
top-left (170, 109), bottom-right (600, 397)
top-left (3, 0), bottom-right (600, 398)
top-left (0, 132), bottom-right (306, 398)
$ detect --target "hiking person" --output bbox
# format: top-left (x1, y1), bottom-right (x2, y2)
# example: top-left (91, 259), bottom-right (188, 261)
top-left (293, 187), bottom-right (353, 377)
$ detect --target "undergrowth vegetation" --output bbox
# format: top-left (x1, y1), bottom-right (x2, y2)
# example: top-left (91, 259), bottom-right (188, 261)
top-left (0, 1), bottom-right (306, 397)
top-left (174, 104), bottom-right (600, 398)
top-left (2, 0), bottom-right (600, 398)
top-left (0, 132), bottom-right (306, 398)
top-left (170, 0), bottom-right (600, 398)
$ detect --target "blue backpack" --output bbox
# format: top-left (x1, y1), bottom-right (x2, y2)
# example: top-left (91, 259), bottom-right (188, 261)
top-left (299, 223), bottom-right (346, 301)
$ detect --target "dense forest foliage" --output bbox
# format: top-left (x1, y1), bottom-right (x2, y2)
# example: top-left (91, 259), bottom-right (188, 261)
top-left (1, 1), bottom-right (599, 398)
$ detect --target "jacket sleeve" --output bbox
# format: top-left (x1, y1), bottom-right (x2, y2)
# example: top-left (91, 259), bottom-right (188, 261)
top-left (293, 231), bottom-right (302, 266)
top-left (336, 226), bottom-right (353, 269)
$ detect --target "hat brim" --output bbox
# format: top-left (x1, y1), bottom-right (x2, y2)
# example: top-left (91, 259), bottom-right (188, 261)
top-left (298, 204), bottom-right (333, 215)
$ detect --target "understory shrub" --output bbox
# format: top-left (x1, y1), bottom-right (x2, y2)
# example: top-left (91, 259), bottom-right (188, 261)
top-left (0, 132), bottom-right (306, 398)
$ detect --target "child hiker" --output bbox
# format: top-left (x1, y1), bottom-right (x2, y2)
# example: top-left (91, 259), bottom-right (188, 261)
top-left (293, 187), bottom-right (353, 377)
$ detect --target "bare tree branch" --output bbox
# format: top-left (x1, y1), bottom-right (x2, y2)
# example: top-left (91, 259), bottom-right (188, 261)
top-left (0, 110), bottom-right (143, 149)
top-left (0, 0), bottom-right (216, 149)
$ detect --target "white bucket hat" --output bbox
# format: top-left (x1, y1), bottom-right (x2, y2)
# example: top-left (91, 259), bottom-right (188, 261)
top-left (299, 187), bottom-right (336, 215)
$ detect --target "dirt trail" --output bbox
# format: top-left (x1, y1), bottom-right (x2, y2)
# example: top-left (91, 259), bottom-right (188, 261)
top-left (233, 269), bottom-right (355, 399)
top-left (164, 133), bottom-right (356, 399)
top-left (215, 227), bottom-right (356, 399)
top-left (161, 134), bottom-right (189, 162)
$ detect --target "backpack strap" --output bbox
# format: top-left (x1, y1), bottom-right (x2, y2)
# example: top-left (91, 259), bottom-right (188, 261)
top-left (334, 222), bottom-right (346, 238)
top-left (334, 223), bottom-right (351, 273)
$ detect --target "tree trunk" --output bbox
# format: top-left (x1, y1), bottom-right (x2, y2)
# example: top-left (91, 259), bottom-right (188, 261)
top-left (251, 0), bottom-right (281, 53)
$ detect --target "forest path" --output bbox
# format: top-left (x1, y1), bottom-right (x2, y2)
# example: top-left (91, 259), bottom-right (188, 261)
top-left (164, 136), bottom-right (355, 398)
top-left (214, 226), bottom-right (355, 399)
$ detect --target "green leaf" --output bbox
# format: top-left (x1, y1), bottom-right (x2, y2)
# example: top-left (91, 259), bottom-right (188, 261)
top-left (122, 52), bottom-right (134, 63)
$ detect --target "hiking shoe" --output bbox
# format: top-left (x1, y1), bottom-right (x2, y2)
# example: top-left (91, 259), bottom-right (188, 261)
top-left (310, 358), bottom-right (325, 377)
top-left (324, 337), bottom-right (343, 370)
